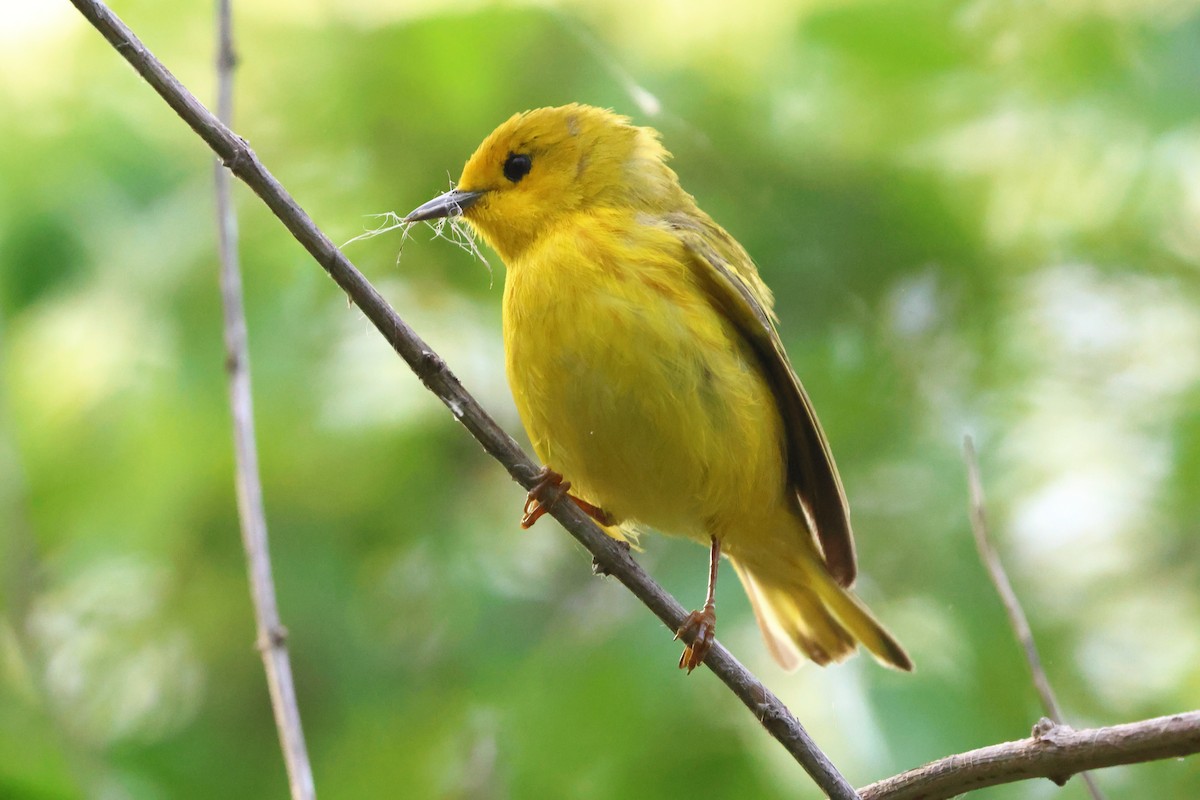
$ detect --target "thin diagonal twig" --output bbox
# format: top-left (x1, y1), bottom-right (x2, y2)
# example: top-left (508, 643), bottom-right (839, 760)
top-left (963, 435), bottom-right (1105, 800)
top-left (213, 1), bottom-right (315, 797)
top-left (69, 1), bottom-right (859, 796)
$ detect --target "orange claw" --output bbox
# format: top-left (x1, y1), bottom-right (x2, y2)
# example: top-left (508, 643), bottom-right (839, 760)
top-left (674, 603), bottom-right (716, 674)
top-left (521, 467), bottom-right (614, 529)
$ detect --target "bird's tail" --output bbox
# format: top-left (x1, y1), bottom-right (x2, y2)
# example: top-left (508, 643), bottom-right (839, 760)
top-left (730, 555), bottom-right (912, 672)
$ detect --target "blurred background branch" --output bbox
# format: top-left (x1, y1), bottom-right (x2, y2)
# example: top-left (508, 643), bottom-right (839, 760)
top-left (212, 0), bottom-right (315, 796)
top-left (963, 435), bottom-right (1105, 800)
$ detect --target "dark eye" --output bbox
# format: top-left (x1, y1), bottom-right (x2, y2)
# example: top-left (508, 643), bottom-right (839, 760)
top-left (503, 153), bottom-right (532, 183)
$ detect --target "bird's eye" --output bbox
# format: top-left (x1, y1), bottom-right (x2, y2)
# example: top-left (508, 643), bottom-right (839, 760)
top-left (503, 153), bottom-right (532, 183)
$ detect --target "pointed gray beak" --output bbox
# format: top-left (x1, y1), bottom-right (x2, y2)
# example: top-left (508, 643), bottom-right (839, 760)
top-left (404, 189), bottom-right (484, 222)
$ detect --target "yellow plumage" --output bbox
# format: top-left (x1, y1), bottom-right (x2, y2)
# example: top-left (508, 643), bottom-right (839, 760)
top-left (406, 104), bottom-right (911, 672)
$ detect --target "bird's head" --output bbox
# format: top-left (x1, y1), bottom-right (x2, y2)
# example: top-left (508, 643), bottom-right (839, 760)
top-left (405, 104), bottom-right (682, 262)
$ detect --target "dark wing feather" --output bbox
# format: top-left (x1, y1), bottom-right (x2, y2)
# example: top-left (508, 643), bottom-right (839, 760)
top-left (665, 211), bottom-right (857, 587)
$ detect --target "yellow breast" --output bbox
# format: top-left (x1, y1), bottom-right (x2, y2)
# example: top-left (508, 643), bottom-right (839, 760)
top-left (501, 209), bottom-right (787, 543)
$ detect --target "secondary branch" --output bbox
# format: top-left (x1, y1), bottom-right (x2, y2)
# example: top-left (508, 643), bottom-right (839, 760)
top-left (859, 711), bottom-right (1200, 800)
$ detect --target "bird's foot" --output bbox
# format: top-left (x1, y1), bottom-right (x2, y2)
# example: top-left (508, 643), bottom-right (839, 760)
top-left (674, 602), bottom-right (716, 674)
top-left (521, 467), bottom-right (614, 529)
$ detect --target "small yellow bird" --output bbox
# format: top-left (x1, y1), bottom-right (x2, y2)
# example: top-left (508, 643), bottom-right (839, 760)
top-left (406, 104), bottom-right (911, 673)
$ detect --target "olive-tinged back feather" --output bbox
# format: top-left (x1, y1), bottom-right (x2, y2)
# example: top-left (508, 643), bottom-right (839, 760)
top-left (665, 212), bottom-right (858, 587)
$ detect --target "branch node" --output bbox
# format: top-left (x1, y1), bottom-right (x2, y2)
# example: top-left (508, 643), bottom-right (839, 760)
top-left (221, 137), bottom-right (252, 171)
top-left (257, 624), bottom-right (289, 652)
top-left (752, 682), bottom-right (777, 722)
top-left (1033, 717), bottom-right (1073, 746)
top-left (591, 539), bottom-right (631, 576)
top-left (418, 348), bottom-right (445, 377)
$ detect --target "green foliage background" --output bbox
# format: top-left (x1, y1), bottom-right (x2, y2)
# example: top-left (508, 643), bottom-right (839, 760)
top-left (2, 1), bottom-right (1199, 797)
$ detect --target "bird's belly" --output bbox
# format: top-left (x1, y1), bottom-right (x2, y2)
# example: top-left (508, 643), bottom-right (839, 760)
top-left (504, 266), bottom-right (786, 541)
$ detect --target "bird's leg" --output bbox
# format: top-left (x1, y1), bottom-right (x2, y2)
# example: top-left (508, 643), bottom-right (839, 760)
top-left (520, 467), bottom-right (567, 528)
top-left (675, 536), bottom-right (721, 674)
top-left (521, 466), bottom-right (614, 529)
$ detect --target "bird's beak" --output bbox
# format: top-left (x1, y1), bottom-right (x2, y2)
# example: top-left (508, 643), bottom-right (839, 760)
top-left (403, 189), bottom-right (484, 222)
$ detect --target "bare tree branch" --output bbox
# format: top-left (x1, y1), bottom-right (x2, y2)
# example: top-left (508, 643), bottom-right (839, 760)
top-left (963, 435), bottom-right (1105, 799)
top-left (67, 1), bottom-right (860, 796)
top-left (62, 5), bottom-right (1200, 797)
top-left (859, 711), bottom-right (1200, 800)
top-left (212, 1), bottom-right (315, 797)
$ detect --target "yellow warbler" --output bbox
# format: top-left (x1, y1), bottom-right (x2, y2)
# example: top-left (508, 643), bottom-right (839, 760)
top-left (406, 104), bottom-right (911, 673)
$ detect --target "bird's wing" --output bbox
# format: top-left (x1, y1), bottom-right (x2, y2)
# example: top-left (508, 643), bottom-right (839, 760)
top-left (665, 211), bottom-right (857, 587)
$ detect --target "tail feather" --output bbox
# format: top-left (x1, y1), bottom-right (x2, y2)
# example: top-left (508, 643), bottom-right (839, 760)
top-left (732, 561), bottom-right (801, 670)
top-left (787, 585), bottom-right (857, 665)
top-left (731, 556), bottom-right (912, 672)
